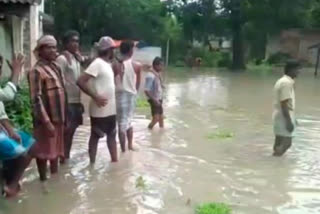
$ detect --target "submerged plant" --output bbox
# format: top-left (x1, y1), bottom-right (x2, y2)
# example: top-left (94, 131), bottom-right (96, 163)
top-left (196, 203), bottom-right (231, 214)
top-left (206, 130), bottom-right (234, 140)
top-left (135, 176), bottom-right (147, 190)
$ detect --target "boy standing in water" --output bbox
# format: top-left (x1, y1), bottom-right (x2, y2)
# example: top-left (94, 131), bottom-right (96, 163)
top-left (145, 57), bottom-right (164, 130)
top-left (272, 60), bottom-right (300, 156)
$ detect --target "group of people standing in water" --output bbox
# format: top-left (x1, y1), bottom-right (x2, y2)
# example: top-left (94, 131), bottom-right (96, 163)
top-left (0, 28), bottom-right (302, 199)
top-left (0, 30), bottom-right (165, 197)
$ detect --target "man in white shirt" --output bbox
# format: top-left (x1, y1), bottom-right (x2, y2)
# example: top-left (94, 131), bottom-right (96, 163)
top-left (272, 60), bottom-right (300, 157)
top-left (77, 37), bottom-right (118, 164)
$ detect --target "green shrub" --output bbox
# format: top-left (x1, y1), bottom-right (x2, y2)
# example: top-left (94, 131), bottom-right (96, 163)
top-left (0, 81), bottom-right (33, 134)
top-left (4, 83), bottom-right (33, 133)
top-left (174, 60), bottom-right (186, 67)
top-left (136, 97), bottom-right (149, 109)
top-left (217, 52), bottom-right (232, 68)
top-left (267, 52), bottom-right (291, 65)
top-left (247, 62), bottom-right (275, 73)
top-left (196, 203), bottom-right (231, 214)
top-left (190, 47), bottom-right (231, 67)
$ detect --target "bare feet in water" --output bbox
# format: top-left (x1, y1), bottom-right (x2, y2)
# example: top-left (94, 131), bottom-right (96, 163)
top-left (129, 147), bottom-right (139, 152)
top-left (41, 182), bottom-right (50, 194)
top-left (4, 185), bottom-right (19, 198)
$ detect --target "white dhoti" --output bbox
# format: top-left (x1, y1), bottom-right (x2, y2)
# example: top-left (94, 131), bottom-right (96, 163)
top-left (273, 110), bottom-right (296, 137)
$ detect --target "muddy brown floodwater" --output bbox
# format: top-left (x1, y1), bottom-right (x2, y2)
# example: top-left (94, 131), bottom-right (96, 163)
top-left (1, 68), bottom-right (320, 214)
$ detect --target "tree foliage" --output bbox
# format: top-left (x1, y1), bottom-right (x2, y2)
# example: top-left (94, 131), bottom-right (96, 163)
top-left (47, 0), bottom-right (172, 46)
top-left (47, 0), bottom-right (320, 68)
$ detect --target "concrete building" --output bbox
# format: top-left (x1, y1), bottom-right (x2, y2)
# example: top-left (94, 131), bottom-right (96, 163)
top-left (0, 0), bottom-right (50, 75)
top-left (267, 29), bottom-right (320, 65)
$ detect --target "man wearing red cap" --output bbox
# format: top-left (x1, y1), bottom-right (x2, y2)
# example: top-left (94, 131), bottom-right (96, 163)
top-left (77, 36), bottom-right (118, 164)
top-left (28, 35), bottom-right (68, 188)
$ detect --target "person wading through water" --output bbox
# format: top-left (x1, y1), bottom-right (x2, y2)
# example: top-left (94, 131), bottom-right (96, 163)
top-left (56, 30), bottom-right (85, 163)
top-left (77, 36), bottom-right (118, 164)
top-left (114, 40), bottom-right (142, 152)
top-left (145, 57), bottom-right (165, 130)
top-left (272, 60), bottom-right (300, 157)
top-left (28, 35), bottom-right (68, 192)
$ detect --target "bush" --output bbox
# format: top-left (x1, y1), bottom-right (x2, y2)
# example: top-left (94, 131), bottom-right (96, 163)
top-left (267, 52), bottom-right (291, 65)
top-left (136, 97), bottom-right (149, 109)
top-left (217, 52), bottom-right (232, 68)
top-left (4, 84), bottom-right (33, 134)
top-left (247, 62), bottom-right (275, 73)
top-left (174, 60), bottom-right (186, 67)
top-left (196, 203), bottom-right (231, 214)
top-left (189, 47), bottom-right (231, 67)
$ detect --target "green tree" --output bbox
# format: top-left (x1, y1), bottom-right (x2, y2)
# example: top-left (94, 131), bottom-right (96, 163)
top-left (160, 14), bottom-right (183, 65)
top-left (47, 0), bottom-right (168, 46)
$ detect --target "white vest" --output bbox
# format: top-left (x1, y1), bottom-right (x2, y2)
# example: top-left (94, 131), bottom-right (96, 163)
top-left (116, 59), bottom-right (137, 95)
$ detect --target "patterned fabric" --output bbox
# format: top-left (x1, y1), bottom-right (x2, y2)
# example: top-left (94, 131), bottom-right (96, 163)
top-left (32, 124), bottom-right (64, 160)
top-left (28, 60), bottom-right (68, 125)
top-left (116, 91), bottom-right (136, 132)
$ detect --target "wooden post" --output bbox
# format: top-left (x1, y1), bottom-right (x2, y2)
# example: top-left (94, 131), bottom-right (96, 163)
top-left (315, 48), bottom-right (320, 77)
top-left (166, 39), bottom-right (170, 67)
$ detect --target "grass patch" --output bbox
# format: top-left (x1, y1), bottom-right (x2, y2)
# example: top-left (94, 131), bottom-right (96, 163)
top-left (196, 203), bottom-right (231, 214)
top-left (247, 62), bottom-right (275, 74)
top-left (136, 98), bottom-right (149, 109)
top-left (206, 130), bottom-right (234, 140)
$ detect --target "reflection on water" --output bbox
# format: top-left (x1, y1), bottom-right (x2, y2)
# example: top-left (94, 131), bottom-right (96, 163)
top-left (1, 69), bottom-right (320, 214)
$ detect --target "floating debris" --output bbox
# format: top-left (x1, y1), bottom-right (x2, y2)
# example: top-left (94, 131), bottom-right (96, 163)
top-left (135, 176), bottom-right (147, 190)
top-left (196, 203), bottom-right (231, 214)
top-left (206, 130), bottom-right (234, 140)
top-left (186, 198), bottom-right (191, 206)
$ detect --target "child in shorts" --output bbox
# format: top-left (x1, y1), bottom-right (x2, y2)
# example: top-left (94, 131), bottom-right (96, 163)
top-left (144, 57), bottom-right (164, 130)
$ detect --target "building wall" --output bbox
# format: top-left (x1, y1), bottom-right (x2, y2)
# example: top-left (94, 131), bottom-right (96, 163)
top-left (0, 20), bottom-right (13, 77)
top-left (298, 35), bottom-right (320, 65)
top-left (23, 18), bottom-right (31, 69)
top-left (267, 29), bottom-right (320, 65)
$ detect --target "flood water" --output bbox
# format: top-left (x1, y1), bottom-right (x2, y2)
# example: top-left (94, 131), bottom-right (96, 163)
top-left (1, 68), bottom-right (320, 214)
